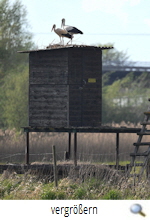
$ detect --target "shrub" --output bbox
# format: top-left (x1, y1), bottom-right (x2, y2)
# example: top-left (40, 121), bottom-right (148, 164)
top-left (41, 190), bottom-right (56, 200)
top-left (102, 189), bottom-right (122, 200)
top-left (74, 187), bottom-right (87, 199)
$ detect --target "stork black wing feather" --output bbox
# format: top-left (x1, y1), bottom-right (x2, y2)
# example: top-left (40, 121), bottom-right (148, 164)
top-left (67, 26), bottom-right (83, 34)
top-left (62, 33), bottom-right (72, 39)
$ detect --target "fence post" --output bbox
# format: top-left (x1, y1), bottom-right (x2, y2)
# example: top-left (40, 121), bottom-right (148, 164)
top-left (25, 132), bottom-right (29, 165)
top-left (52, 145), bottom-right (58, 187)
top-left (146, 158), bottom-right (150, 178)
top-left (116, 133), bottom-right (119, 170)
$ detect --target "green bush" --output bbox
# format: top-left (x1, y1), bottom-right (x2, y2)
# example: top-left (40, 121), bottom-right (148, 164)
top-left (41, 190), bottom-right (57, 200)
top-left (56, 191), bottom-right (66, 199)
top-left (102, 189), bottom-right (122, 200)
top-left (74, 187), bottom-right (87, 199)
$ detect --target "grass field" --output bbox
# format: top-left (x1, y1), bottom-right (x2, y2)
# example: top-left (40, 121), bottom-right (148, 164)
top-left (0, 122), bottom-right (150, 200)
top-left (0, 167), bottom-right (150, 200)
top-left (0, 122), bottom-right (147, 164)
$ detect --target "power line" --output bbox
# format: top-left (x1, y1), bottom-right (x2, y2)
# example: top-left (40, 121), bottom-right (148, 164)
top-left (87, 33), bottom-right (150, 36)
top-left (33, 32), bottom-right (150, 36)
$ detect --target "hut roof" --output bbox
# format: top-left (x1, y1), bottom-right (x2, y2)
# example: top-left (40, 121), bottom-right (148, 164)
top-left (18, 44), bottom-right (113, 53)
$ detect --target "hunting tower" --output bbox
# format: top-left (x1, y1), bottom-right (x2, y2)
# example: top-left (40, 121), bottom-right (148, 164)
top-left (20, 45), bottom-right (112, 127)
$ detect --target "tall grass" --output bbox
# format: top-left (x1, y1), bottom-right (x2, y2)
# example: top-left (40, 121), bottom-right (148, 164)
top-left (0, 122), bottom-right (148, 164)
top-left (1, 122), bottom-right (150, 200)
top-left (0, 166), bottom-right (150, 200)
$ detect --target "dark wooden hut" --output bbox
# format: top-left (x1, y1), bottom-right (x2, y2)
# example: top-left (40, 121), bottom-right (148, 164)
top-left (19, 45), bottom-right (112, 127)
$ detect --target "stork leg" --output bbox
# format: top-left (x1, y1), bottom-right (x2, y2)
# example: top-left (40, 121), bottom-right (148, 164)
top-left (60, 37), bottom-right (64, 45)
top-left (59, 37), bottom-right (62, 45)
top-left (67, 37), bottom-right (73, 45)
top-left (67, 40), bottom-right (70, 45)
top-left (67, 39), bottom-right (71, 45)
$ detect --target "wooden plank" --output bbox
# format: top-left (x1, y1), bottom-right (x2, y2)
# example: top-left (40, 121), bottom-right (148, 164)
top-left (23, 126), bottom-right (141, 133)
top-left (68, 132), bottom-right (71, 159)
top-left (82, 50), bottom-right (102, 79)
top-left (29, 119), bottom-right (67, 127)
top-left (144, 112), bottom-right (150, 115)
top-left (82, 100), bottom-right (101, 106)
top-left (68, 49), bottom-right (83, 84)
top-left (69, 104), bottom-right (101, 111)
top-left (29, 84), bottom-right (68, 127)
top-left (30, 85), bottom-right (67, 96)
top-left (133, 142), bottom-right (150, 146)
top-left (127, 163), bottom-right (144, 167)
top-left (29, 50), bottom-right (68, 84)
top-left (141, 122), bottom-right (150, 125)
top-left (52, 145), bottom-right (58, 187)
top-left (25, 132), bottom-right (29, 165)
top-left (137, 132), bottom-right (150, 135)
top-left (29, 104), bottom-right (67, 111)
top-left (69, 114), bottom-right (81, 120)
top-left (81, 119), bottom-right (101, 127)
top-left (130, 152), bottom-right (149, 156)
top-left (68, 121), bottom-right (82, 127)
top-left (82, 110), bottom-right (101, 116)
top-left (116, 133), bottom-right (119, 170)
top-left (29, 49), bottom-right (68, 63)
top-left (74, 133), bottom-right (77, 166)
top-left (29, 113), bottom-right (67, 120)
top-left (82, 106), bottom-right (101, 112)
top-left (29, 114), bottom-right (67, 120)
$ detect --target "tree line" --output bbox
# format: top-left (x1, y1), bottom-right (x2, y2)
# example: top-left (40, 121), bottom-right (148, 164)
top-left (0, 0), bottom-right (34, 129)
top-left (0, 0), bottom-right (149, 131)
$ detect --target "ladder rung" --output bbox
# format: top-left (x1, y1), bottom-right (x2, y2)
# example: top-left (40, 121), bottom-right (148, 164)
top-left (141, 122), bottom-right (150, 125)
top-left (130, 152), bottom-right (149, 156)
top-left (137, 132), bottom-right (150, 135)
top-left (127, 163), bottom-right (144, 167)
top-left (133, 142), bottom-right (150, 146)
top-left (144, 112), bottom-right (150, 115)
top-left (134, 163), bottom-right (144, 166)
top-left (130, 174), bottom-right (140, 177)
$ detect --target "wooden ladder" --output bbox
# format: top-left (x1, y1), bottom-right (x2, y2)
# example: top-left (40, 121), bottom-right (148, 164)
top-left (128, 101), bottom-right (150, 180)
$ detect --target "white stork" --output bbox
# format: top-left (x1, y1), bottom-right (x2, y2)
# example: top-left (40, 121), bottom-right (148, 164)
top-left (61, 18), bottom-right (83, 43)
top-left (51, 24), bottom-right (73, 45)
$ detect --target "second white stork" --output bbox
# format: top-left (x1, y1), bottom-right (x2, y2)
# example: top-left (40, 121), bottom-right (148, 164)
top-left (61, 18), bottom-right (83, 38)
top-left (51, 24), bottom-right (73, 45)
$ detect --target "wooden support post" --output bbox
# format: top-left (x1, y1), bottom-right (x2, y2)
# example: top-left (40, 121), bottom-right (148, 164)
top-left (116, 133), bottom-right (119, 170)
top-left (25, 132), bottom-right (29, 165)
top-left (64, 132), bottom-right (71, 160)
top-left (52, 145), bottom-right (58, 187)
top-left (68, 132), bottom-right (71, 159)
top-left (146, 157), bottom-right (150, 178)
top-left (74, 132), bottom-right (77, 167)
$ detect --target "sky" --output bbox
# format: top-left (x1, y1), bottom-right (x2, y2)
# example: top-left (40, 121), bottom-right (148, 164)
top-left (10, 0), bottom-right (150, 63)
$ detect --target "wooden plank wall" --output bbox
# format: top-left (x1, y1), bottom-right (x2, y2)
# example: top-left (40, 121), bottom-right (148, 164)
top-left (68, 48), bottom-right (102, 127)
top-left (28, 48), bottom-right (102, 127)
top-left (68, 49), bottom-right (83, 126)
top-left (29, 50), bottom-right (68, 127)
top-left (82, 49), bottom-right (102, 126)
top-left (29, 85), bottom-right (68, 126)
top-left (29, 50), bottom-right (68, 84)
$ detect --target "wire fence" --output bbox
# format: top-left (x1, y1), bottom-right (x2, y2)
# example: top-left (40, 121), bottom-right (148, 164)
top-left (0, 127), bottom-right (145, 165)
top-left (0, 150), bottom-right (136, 165)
